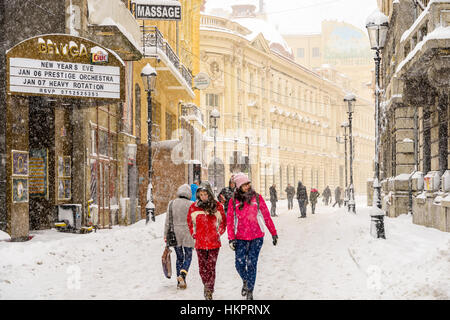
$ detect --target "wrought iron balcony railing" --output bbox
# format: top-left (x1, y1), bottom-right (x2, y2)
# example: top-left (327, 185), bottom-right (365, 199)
top-left (142, 25), bottom-right (193, 89)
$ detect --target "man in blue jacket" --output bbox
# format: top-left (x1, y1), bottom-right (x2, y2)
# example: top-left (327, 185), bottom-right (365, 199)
top-left (190, 180), bottom-right (200, 201)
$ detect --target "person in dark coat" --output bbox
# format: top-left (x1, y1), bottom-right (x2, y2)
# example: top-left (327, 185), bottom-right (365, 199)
top-left (309, 188), bottom-right (320, 214)
top-left (332, 186), bottom-right (342, 207)
top-left (296, 181), bottom-right (308, 218)
top-left (218, 177), bottom-right (236, 215)
top-left (269, 184), bottom-right (278, 217)
top-left (164, 184), bottom-right (195, 290)
top-left (322, 186), bottom-right (331, 206)
top-left (285, 183), bottom-right (296, 210)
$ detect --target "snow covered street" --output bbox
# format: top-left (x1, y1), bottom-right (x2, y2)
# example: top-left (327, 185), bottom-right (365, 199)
top-left (1, 197), bottom-right (449, 300)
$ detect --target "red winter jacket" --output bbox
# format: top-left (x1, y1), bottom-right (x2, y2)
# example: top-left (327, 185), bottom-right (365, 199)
top-left (187, 201), bottom-right (226, 249)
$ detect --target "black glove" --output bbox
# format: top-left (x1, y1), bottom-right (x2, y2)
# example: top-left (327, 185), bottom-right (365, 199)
top-left (229, 240), bottom-right (236, 251)
top-left (272, 235), bottom-right (278, 246)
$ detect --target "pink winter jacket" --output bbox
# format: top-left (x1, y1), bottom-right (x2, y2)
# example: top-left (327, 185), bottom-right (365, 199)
top-left (227, 194), bottom-right (277, 241)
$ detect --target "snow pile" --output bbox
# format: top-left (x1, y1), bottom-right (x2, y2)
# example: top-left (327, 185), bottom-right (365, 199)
top-left (0, 231), bottom-right (10, 242)
top-left (0, 197), bottom-right (448, 300)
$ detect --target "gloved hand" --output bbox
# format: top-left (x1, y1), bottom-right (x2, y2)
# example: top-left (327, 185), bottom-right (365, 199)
top-left (272, 235), bottom-right (278, 246)
top-left (229, 240), bottom-right (236, 251)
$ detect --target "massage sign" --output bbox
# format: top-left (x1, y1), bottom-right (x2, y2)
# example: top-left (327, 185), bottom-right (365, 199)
top-left (131, 0), bottom-right (182, 20)
top-left (6, 35), bottom-right (125, 101)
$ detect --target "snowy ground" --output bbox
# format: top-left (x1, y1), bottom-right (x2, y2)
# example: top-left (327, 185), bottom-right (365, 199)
top-left (0, 196), bottom-right (449, 300)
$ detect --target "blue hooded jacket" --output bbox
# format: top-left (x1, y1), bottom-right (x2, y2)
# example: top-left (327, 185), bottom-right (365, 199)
top-left (190, 183), bottom-right (199, 201)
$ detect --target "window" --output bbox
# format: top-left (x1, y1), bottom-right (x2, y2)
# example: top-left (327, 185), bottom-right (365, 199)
top-left (297, 48), bottom-right (305, 58)
top-left (206, 93), bottom-right (219, 107)
top-left (249, 72), bottom-right (254, 93)
top-left (312, 47), bottom-right (320, 57)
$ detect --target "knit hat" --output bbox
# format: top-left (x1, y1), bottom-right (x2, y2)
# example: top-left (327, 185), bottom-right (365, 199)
top-left (233, 172), bottom-right (250, 189)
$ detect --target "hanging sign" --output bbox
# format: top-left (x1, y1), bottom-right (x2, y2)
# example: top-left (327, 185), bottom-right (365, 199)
top-left (193, 72), bottom-right (211, 90)
top-left (131, 0), bottom-right (182, 20)
top-left (6, 34), bottom-right (125, 101)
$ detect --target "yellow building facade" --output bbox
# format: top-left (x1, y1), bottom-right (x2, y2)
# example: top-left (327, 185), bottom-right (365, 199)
top-left (199, 7), bottom-right (375, 199)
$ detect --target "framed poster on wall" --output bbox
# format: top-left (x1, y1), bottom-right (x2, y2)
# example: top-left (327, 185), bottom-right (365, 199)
top-left (12, 177), bottom-right (28, 203)
top-left (12, 150), bottom-right (28, 176)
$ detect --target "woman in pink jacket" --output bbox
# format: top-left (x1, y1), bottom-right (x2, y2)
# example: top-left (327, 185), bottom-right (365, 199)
top-left (227, 172), bottom-right (278, 300)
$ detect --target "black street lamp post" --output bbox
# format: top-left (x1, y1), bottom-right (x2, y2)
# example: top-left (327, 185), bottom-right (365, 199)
top-left (344, 93), bottom-right (356, 213)
top-left (210, 109), bottom-right (220, 196)
top-left (341, 122), bottom-right (349, 208)
top-left (141, 63), bottom-right (157, 224)
top-left (366, 9), bottom-right (388, 238)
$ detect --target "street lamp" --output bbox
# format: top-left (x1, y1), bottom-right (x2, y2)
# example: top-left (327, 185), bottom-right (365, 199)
top-left (141, 63), bottom-right (157, 223)
top-left (210, 108), bottom-right (220, 195)
top-left (344, 93), bottom-right (356, 213)
top-left (366, 9), bottom-right (388, 238)
top-left (341, 121), bottom-right (349, 208)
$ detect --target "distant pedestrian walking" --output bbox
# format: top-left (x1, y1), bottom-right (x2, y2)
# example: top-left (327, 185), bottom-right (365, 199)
top-left (187, 184), bottom-right (226, 300)
top-left (190, 180), bottom-right (200, 202)
top-left (285, 184), bottom-right (295, 210)
top-left (296, 181), bottom-right (308, 218)
top-left (269, 184), bottom-right (278, 217)
top-left (227, 172), bottom-right (278, 300)
top-left (164, 184), bottom-right (195, 290)
top-left (309, 188), bottom-right (320, 214)
top-left (323, 186), bottom-right (331, 206)
top-left (332, 186), bottom-right (342, 208)
top-left (218, 177), bottom-right (236, 215)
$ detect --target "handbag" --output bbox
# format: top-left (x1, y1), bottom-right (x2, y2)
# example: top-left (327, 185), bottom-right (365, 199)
top-left (166, 200), bottom-right (178, 247)
top-left (161, 246), bottom-right (172, 279)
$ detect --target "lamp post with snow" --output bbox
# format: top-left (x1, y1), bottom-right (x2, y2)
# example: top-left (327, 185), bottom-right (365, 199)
top-left (141, 63), bottom-right (157, 223)
top-left (344, 93), bottom-right (356, 213)
top-left (366, 9), bottom-right (388, 238)
top-left (210, 108), bottom-right (220, 195)
top-left (341, 121), bottom-right (349, 208)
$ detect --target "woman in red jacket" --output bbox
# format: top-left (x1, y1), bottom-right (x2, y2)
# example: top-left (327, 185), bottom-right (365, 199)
top-left (187, 184), bottom-right (226, 300)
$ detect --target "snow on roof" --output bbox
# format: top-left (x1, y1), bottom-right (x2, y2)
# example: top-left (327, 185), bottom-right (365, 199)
top-left (231, 17), bottom-right (293, 56)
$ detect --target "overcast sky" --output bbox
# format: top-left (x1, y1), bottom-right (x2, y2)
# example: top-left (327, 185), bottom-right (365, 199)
top-left (204, 0), bottom-right (379, 34)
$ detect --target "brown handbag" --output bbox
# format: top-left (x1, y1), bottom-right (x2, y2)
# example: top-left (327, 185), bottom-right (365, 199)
top-left (161, 246), bottom-right (172, 279)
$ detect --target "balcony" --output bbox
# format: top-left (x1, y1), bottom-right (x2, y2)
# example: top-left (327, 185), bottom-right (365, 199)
top-left (181, 103), bottom-right (205, 128)
top-left (142, 26), bottom-right (194, 97)
top-left (396, 1), bottom-right (450, 80)
top-left (87, 0), bottom-right (142, 61)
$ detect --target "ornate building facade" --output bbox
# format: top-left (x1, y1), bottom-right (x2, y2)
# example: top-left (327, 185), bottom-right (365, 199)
top-left (199, 2), bottom-right (375, 200)
top-left (377, 0), bottom-right (450, 232)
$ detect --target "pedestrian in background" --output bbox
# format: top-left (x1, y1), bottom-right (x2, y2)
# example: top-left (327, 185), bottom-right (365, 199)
top-left (309, 188), bottom-right (320, 215)
top-left (323, 185), bottom-right (331, 206)
top-left (187, 185), bottom-right (226, 300)
top-left (296, 181), bottom-right (308, 218)
top-left (190, 180), bottom-right (200, 202)
top-left (269, 184), bottom-right (278, 217)
top-left (285, 183), bottom-right (295, 210)
top-left (164, 184), bottom-right (195, 290)
top-left (218, 176), bottom-right (236, 215)
top-left (227, 172), bottom-right (278, 300)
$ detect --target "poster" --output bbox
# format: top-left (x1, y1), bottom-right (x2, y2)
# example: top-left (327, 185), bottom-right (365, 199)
top-left (12, 150), bottom-right (28, 176)
top-left (29, 149), bottom-right (48, 198)
top-left (12, 178), bottom-right (28, 203)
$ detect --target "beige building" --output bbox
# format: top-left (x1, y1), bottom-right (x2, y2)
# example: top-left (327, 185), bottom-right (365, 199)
top-left (199, 2), bottom-right (375, 200)
top-left (283, 21), bottom-right (374, 102)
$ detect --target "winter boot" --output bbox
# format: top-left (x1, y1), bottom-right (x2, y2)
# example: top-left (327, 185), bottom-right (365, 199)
top-left (204, 287), bottom-right (213, 300)
top-left (246, 290), bottom-right (253, 300)
top-left (241, 280), bottom-right (248, 296)
top-left (177, 270), bottom-right (187, 289)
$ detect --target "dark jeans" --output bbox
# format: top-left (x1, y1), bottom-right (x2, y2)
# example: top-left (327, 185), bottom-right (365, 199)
top-left (174, 246), bottom-right (193, 277)
top-left (235, 237), bottom-right (264, 292)
top-left (196, 248), bottom-right (220, 291)
top-left (298, 199), bottom-right (307, 217)
top-left (311, 202), bottom-right (316, 214)
top-left (287, 197), bottom-right (294, 210)
top-left (270, 201), bottom-right (277, 216)
top-left (332, 199), bottom-right (342, 207)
